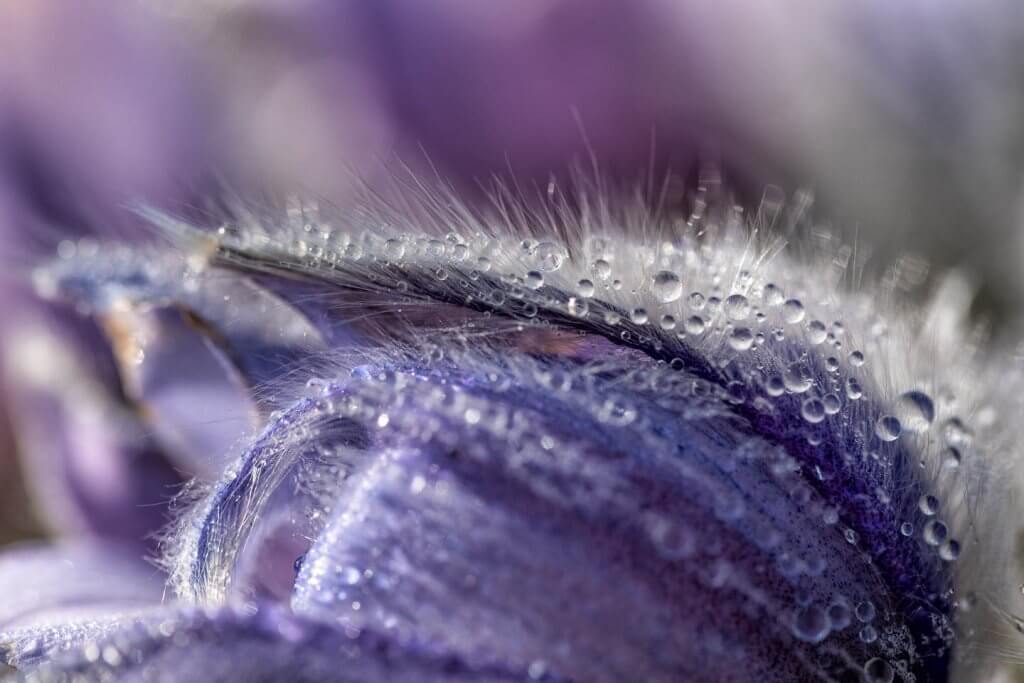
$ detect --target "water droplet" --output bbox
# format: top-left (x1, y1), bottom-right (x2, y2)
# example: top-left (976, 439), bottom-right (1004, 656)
top-left (846, 378), bottom-right (864, 400)
top-left (784, 363), bottom-right (814, 394)
top-left (652, 271), bottom-right (683, 303)
top-left (659, 314), bottom-right (676, 330)
top-left (923, 519), bottom-right (948, 546)
top-left (763, 283), bottom-right (784, 306)
top-left (724, 294), bottom-right (750, 320)
top-left (875, 415), bottom-right (902, 442)
top-left (630, 308), bottom-right (649, 325)
top-left (783, 299), bottom-right (805, 324)
top-left (684, 315), bottom-right (706, 335)
top-left (577, 279), bottom-right (595, 298)
top-left (859, 625), bottom-right (878, 643)
top-left (807, 320), bottom-right (828, 344)
top-left (855, 601), bottom-right (876, 623)
top-left (792, 605), bottom-right (830, 643)
top-left (592, 259), bottom-right (612, 280)
top-left (900, 522), bottom-right (914, 536)
top-left (939, 539), bottom-right (960, 561)
top-left (849, 350), bottom-right (865, 367)
top-left (895, 390), bottom-right (935, 433)
top-left (827, 602), bottom-right (851, 630)
top-left (526, 271), bottom-right (545, 289)
top-left (687, 292), bottom-right (706, 310)
top-left (567, 297), bottom-right (589, 318)
top-left (534, 242), bottom-right (564, 271)
top-left (728, 327), bottom-right (754, 351)
top-left (384, 238), bottom-right (405, 260)
top-left (864, 658), bottom-right (894, 683)
top-left (942, 447), bottom-right (962, 469)
top-left (801, 398), bottom-right (826, 424)
top-left (942, 418), bottom-right (972, 447)
top-left (918, 495), bottom-right (939, 516)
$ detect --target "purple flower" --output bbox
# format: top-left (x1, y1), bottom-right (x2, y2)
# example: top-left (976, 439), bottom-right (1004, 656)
top-left (1, 188), bottom-right (1016, 682)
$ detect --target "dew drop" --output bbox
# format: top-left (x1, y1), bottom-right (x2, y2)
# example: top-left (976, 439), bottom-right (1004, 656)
top-left (659, 314), bottom-right (677, 330)
top-left (942, 418), bottom-right (973, 447)
top-left (848, 350), bottom-right (865, 367)
top-left (592, 259), bottom-right (612, 280)
top-left (827, 603), bottom-right (851, 630)
top-left (846, 378), bottom-right (864, 400)
top-left (652, 271), bottom-right (683, 303)
top-left (923, 519), bottom-right (948, 546)
top-left (874, 415), bottom-right (902, 442)
top-left (728, 327), bottom-right (754, 351)
top-left (724, 294), bottom-right (750, 320)
top-left (763, 283), bottom-right (784, 306)
top-left (939, 539), bottom-right (961, 561)
top-left (863, 657), bottom-right (894, 683)
top-left (783, 299), bottom-right (805, 324)
top-left (918, 495), bottom-right (939, 516)
top-left (577, 279), bottom-right (595, 298)
top-left (807, 320), bottom-right (828, 344)
top-left (801, 398), bottom-right (826, 424)
top-left (526, 271), bottom-right (545, 289)
top-left (784, 363), bottom-right (814, 394)
top-left (859, 625), bottom-right (878, 644)
top-left (534, 242), bottom-right (564, 271)
top-left (684, 315), bottom-right (706, 335)
top-left (687, 292), bottom-right (706, 310)
top-left (567, 297), bottom-right (589, 318)
top-left (383, 238), bottom-right (405, 260)
top-left (630, 308), bottom-right (649, 325)
top-left (792, 605), bottom-right (830, 644)
top-left (855, 601), bottom-right (876, 623)
top-left (895, 390), bottom-right (935, 433)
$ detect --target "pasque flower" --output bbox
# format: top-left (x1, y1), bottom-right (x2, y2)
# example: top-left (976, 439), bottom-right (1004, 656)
top-left (1, 185), bottom-right (1020, 682)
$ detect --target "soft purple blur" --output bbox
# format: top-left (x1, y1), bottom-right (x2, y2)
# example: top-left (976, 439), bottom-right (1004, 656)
top-left (2, 0), bottom-right (1024, 545)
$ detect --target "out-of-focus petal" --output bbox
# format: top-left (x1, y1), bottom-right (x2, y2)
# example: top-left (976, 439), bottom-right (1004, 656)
top-left (0, 542), bottom-right (163, 668)
top-left (18, 605), bottom-right (565, 683)
top-left (2, 313), bottom-right (181, 545)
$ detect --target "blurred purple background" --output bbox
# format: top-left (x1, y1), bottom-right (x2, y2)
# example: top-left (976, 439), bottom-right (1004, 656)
top-left (1, 0), bottom-right (1024, 543)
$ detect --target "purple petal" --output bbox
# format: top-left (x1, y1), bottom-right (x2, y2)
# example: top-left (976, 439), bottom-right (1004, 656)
top-left (0, 542), bottom-right (163, 668)
top-left (21, 605), bottom-right (565, 683)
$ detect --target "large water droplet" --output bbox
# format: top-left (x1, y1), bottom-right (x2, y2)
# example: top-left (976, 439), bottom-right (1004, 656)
top-left (728, 327), bottom-right (754, 351)
top-left (874, 415), bottom-right (902, 442)
top-left (652, 271), bottom-right (683, 303)
top-left (526, 271), bottom-right (545, 289)
top-left (383, 238), bottom-right (405, 260)
top-left (923, 519), bottom-right (948, 546)
top-left (895, 390), bottom-right (935, 433)
top-left (863, 658), bottom-right (894, 683)
top-left (784, 363), bottom-right (814, 394)
top-left (684, 316), bottom-right (706, 335)
top-left (763, 283), bottom-right (784, 306)
top-left (724, 294), bottom-right (750, 320)
top-left (534, 242), bottom-right (564, 271)
top-left (792, 605), bottom-right (830, 643)
top-left (801, 398), bottom-right (826, 424)
top-left (783, 299), bottom-right (805, 324)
